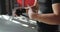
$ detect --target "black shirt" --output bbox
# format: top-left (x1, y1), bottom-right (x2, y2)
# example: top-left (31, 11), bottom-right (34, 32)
top-left (37, 0), bottom-right (60, 32)
top-left (38, 0), bottom-right (60, 13)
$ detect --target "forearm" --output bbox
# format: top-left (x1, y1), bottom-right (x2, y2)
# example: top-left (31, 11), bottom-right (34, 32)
top-left (35, 13), bottom-right (60, 25)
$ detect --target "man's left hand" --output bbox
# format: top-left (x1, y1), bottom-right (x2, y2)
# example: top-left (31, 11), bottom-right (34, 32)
top-left (28, 6), bottom-right (38, 20)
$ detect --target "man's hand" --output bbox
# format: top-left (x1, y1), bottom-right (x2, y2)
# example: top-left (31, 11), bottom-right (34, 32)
top-left (28, 6), bottom-right (38, 20)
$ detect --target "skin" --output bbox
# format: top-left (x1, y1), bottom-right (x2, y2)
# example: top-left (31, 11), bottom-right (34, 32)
top-left (27, 3), bottom-right (60, 25)
top-left (13, 0), bottom-right (60, 25)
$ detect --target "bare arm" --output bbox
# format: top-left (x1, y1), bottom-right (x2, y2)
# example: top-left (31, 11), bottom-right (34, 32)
top-left (32, 3), bottom-right (60, 25)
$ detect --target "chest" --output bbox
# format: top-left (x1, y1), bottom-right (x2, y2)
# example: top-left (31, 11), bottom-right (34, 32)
top-left (38, 0), bottom-right (51, 4)
top-left (38, 0), bottom-right (53, 13)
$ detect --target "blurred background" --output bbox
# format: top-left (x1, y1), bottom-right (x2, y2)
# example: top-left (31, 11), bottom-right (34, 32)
top-left (0, 0), bottom-right (17, 15)
top-left (0, 0), bottom-right (38, 32)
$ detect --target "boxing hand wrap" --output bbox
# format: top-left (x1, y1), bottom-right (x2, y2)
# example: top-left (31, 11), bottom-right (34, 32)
top-left (28, 6), bottom-right (34, 19)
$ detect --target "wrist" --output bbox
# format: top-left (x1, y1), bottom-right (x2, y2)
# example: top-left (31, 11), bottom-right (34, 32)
top-left (31, 13), bottom-right (39, 20)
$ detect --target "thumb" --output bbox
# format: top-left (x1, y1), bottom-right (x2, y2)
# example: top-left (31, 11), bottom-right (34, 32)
top-left (27, 5), bottom-right (32, 11)
top-left (27, 5), bottom-right (34, 13)
top-left (28, 6), bottom-right (34, 19)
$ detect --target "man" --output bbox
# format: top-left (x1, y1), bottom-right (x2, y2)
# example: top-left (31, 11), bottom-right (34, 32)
top-left (27, 0), bottom-right (60, 32)
top-left (15, 0), bottom-right (60, 32)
